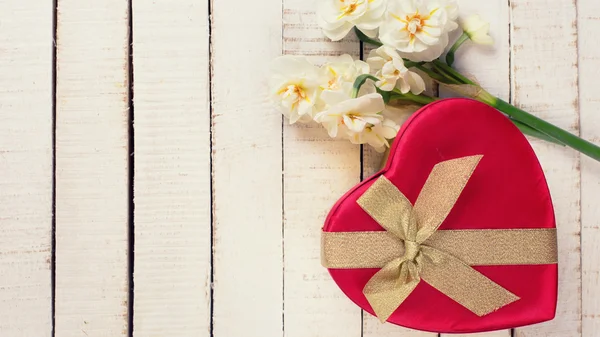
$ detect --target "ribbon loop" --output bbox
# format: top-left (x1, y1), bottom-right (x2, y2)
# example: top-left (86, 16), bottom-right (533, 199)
top-left (351, 155), bottom-right (522, 322)
top-left (413, 155), bottom-right (483, 243)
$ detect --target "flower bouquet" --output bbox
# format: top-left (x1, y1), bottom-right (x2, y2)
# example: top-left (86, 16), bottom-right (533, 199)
top-left (269, 0), bottom-right (600, 161)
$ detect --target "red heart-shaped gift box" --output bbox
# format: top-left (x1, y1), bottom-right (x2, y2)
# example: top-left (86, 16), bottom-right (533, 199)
top-left (322, 98), bottom-right (557, 333)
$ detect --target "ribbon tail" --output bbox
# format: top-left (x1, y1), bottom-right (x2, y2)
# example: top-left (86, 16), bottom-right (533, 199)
top-left (363, 257), bottom-right (420, 323)
top-left (420, 246), bottom-right (520, 316)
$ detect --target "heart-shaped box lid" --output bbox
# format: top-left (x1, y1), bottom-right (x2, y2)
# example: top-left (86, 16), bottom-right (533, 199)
top-left (323, 98), bottom-right (558, 333)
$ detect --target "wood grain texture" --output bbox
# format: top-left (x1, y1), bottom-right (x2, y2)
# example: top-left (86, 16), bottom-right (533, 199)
top-left (282, 2), bottom-right (362, 337)
top-left (440, 2), bottom-right (511, 336)
top-left (210, 0), bottom-right (283, 336)
top-left (131, 1), bottom-right (211, 336)
top-left (363, 313), bottom-right (434, 337)
top-left (511, 1), bottom-right (582, 336)
top-left (451, 332), bottom-right (510, 337)
top-left (55, 1), bottom-right (130, 336)
top-left (577, 1), bottom-right (600, 336)
top-left (0, 0), bottom-right (53, 336)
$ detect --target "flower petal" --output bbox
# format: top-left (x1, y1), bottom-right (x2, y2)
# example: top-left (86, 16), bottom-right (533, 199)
top-left (397, 78), bottom-right (410, 94)
top-left (407, 71), bottom-right (426, 94)
top-left (321, 89), bottom-right (351, 105)
top-left (354, 93), bottom-right (386, 113)
top-left (322, 21), bottom-right (355, 41)
top-left (367, 55), bottom-right (387, 71)
top-left (318, 0), bottom-right (345, 24)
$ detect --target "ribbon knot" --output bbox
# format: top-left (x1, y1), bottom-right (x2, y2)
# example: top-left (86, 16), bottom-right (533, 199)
top-left (402, 240), bottom-right (420, 261)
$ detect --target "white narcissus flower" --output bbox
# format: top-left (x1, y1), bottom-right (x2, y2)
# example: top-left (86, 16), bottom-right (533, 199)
top-left (317, 0), bottom-right (387, 41)
top-left (378, 0), bottom-right (459, 62)
top-left (348, 118), bottom-right (400, 152)
top-left (367, 46), bottom-right (426, 93)
top-left (321, 54), bottom-right (370, 94)
top-left (269, 55), bottom-right (323, 124)
top-left (461, 15), bottom-right (494, 45)
top-left (315, 92), bottom-right (385, 138)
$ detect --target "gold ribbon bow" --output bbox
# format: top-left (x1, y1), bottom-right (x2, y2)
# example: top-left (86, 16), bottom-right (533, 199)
top-left (321, 155), bottom-right (558, 322)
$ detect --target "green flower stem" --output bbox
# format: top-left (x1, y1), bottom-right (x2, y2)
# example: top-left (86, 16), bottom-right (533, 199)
top-left (431, 62), bottom-right (463, 84)
top-left (427, 63), bottom-right (574, 148)
top-left (404, 60), bottom-right (422, 68)
top-left (352, 31), bottom-right (597, 158)
top-left (354, 27), bottom-right (383, 47)
top-left (478, 90), bottom-right (600, 162)
top-left (445, 32), bottom-right (469, 67)
top-left (432, 59), bottom-right (475, 85)
top-left (435, 65), bottom-right (554, 139)
top-left (391, 89), bottom-right (438, 105)
top-left (510, 119), bottom-right (565, 146)
top-left (414, 64), bottom-right (455, 83)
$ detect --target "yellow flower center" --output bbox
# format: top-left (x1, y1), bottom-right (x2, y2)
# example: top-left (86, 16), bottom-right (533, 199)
top-left (405, 14), bottom-right (424, 35)
top-left (292, 85), bottom-right (306, 100)
top-left (393, 9), bottom-right (438, 43)
top-left (338, 0), bottom-right (362, 19)
top-left (338, 112), bottom-right (359, 126)
top-left (278, 84), bottom-right (310, 111)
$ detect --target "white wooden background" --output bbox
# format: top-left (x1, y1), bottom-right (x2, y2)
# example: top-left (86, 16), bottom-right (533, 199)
top-left (0, 0), bottom-right (599, 336)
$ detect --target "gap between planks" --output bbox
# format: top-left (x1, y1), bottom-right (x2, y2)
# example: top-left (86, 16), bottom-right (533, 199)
top-left (54, 1), bottom-right (131, 336)
top-left (131, 1), bottom-right (212, 337)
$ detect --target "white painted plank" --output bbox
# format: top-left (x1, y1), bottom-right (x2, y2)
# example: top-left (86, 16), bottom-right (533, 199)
top-left (439, 1), bottom-right (510, 336)
top-left (451, 332), bottom-right (510, 337)
top-left (210, 0), bottom-right (283, 336)
top-left (0, 1), bottom-right (53, 336)
top-left (55, 1), bottom-right (130, 336)
top-left (131, 1), bottom-right (211, 336)
top-left (363, 314), bottom-right (434, 337)
top-left (282, 2), bottom-right (362, 337)
top-left (511, 1), bottom-right (581, 336)
top-left (577, 2), bottom-right (600, 336)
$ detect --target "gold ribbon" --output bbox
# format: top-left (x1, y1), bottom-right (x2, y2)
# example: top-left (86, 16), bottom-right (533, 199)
top-left (321, 155), bottom-right (558, 322)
